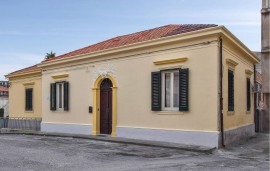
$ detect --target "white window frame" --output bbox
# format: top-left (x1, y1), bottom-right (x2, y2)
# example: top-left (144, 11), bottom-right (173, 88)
top-left (56, 82), bottom-right (64, 110)
top-left (161, 70), bottom-right (179, 111)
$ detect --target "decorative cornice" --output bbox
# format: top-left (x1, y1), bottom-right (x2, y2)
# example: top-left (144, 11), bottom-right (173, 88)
top-left (51, 74), bottom-right (69, 79)
top-left (153, 57), bottom-right (188, 65)
top-left (226, 58), bottom-right (238, 67)
top-left (23, 82), bottom-right (35, 86)
top-left (245, 69), bottom-right (253, 75)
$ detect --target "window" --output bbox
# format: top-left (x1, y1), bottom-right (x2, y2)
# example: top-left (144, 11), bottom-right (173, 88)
top-left (162, 71), bottom-right (179, 111)
top-left (56, 83), bottom-right (64, 110)
top-left (151, 68), bottom-right (189, 112)
top-left (247, 78), bottom-right (251, 111)
top-left (25, 88), bottom-right (33, 111)
top-left (228, 69), bottom-right (234, 111)
top-left (50, 82), bottom-right (69, 111)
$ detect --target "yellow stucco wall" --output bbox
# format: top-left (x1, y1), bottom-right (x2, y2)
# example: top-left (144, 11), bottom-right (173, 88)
top-left (8, 74), bottom-right (42, 118)
top-left (42, 36), bottom-right (220, 132)
top-left (222, 39), bottom-right (255, 130)
top-left (6, 27), bottom-right (258, 137)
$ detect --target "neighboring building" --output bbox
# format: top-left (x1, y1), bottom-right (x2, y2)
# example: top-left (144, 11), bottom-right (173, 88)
top-left (261, 0), bottom-right (270, 131)
top-left (253, 52), bottom-right (265, 131)
top-left (254, 0), bottom-right (270, 132)
top-left (0, 81), bottom-right (9, 87)
top-left (6, 24), bottom-right (259, 148)
top-left (0, 85), bottom-right (9, 117)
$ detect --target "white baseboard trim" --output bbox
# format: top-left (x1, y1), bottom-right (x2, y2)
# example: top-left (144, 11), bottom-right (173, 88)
top-left (41, 122), bottom-right (92, 135)
top-left (116, 127), bottom-right (220, 148)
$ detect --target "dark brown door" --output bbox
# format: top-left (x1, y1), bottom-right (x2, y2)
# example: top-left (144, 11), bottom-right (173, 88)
top-left (100, 78), bottom-right (112, 134)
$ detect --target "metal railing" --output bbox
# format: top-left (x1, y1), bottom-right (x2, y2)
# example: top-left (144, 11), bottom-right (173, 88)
top-left (0, 117), bottom-right (42, 131)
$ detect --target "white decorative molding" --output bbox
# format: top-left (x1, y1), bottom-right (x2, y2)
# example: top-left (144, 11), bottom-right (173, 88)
top-left (93, 64), bottom-right (116, 79)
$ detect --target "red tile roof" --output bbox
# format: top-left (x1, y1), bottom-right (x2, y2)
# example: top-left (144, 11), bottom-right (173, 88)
top-left (8, 65), bottom-right (40, 76)
top-left (0, 86), bottom-right (8, 92)
top-left (44, 24), bottom-right (218, 62)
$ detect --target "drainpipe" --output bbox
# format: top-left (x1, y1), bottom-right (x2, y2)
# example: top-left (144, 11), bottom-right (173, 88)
top-left (219, 37), bottom-right (225, 147)
top-left (254, 65), bottom-right (258, 132)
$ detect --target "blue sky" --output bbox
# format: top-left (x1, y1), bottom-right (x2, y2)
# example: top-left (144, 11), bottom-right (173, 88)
top-left (0, 0), bottom-right (261, 80)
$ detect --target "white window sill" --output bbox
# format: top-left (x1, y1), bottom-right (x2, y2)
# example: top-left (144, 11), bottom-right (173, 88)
top-left (227, 111), bottom-right (235, 115)
top-left (53, 109), bottom-right (66, 113)
top-left (25, 111), bottom-right (34, 113)
top-left (155, 111), bottom-right (185, 115)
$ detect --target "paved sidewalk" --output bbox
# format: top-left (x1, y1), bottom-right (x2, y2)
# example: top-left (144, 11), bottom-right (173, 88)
top-left (0, 128), bottom-right (215, 153)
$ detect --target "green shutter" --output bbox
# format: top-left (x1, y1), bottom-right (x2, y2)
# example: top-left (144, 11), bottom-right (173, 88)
top-left (64, 82), bottom-right (69, 111)
top-left (29, 89), bottom-right (33, 111)
top-left (50, 83), bottom-right (56, 111)
top-left (25, 89), bottom-right (29, 111)
top-left (228, 70), bottom-right (234, 111)
top-left (247, 78), bottom-right (251, 111)
top-left (25, 88), bottom-right (33, 111)
top-left (151, 72), bottom-right (161, 111)
top-left (179, 68), bottom-right (189, 111)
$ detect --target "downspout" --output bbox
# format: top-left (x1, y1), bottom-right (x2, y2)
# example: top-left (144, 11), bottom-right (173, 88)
top-left (254, 65), bottom-right (257, 132)
top-left (219, 37), bottom-right (225, 147)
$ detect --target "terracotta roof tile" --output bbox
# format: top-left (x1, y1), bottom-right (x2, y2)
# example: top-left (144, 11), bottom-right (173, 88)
top-left (8, 65), bottom-right (40, 76)
top-left (44, 24), bottom-right (218, 62)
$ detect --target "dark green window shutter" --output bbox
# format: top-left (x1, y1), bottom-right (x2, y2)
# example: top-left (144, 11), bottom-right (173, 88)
top-left (151, 72), bottom-right (161, 111)
top-left (50, 83), bottom-right (56, 111)
top-left (25, 89), bottom-right (29, 110)
top-left (29, 89), bottom-right (33, 110)
top-left (25, 88), bottom-right (33, 111)
top-left (228, 70), bottom-right (234, 111)
top-left (247, 78), bottom-right (251, 111)
top-left (64, 82), bottom-right (69, 111)
top-left (179, 68), bottom-right (189, 111)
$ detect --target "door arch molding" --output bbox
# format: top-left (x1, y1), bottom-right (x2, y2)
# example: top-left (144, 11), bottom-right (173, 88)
top-left (92, 75), bottom-right (117, 137)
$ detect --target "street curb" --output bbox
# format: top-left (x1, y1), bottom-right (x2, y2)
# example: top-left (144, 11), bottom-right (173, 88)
top-left (0, 129), bottom-right (216, 154)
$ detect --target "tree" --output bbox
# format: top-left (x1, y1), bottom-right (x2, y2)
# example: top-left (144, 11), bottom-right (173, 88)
top-left (45, 51), bottom-right (56, 59)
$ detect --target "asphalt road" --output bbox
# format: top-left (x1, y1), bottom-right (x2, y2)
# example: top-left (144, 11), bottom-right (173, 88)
top-left (0, 133), bottom-right (269, 171)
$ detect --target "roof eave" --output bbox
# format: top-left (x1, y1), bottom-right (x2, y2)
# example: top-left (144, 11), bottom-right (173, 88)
top-left (220, 26), bottom-right (260, 64)
top-left (5, 70), bottom-right (42, 79)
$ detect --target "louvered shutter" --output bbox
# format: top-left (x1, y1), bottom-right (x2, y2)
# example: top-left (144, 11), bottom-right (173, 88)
top-left (228, 70), bottom-right (234, 111)
top-left (25, 89), bottom-right (29, 110)
top-left (25, 88), bottom-right (33, 111)
top-left (179, 68), bottom-right (189, 111)
top-left (64, 81), bottom-right (69, 111)
top-left (151, 72), bottom-right (161, 111)
top-left (29, 89), bottom-right (33, 111)
top-left (247, 78), bottom-right (251, 111)
top-left (50, 83), bottom-right (56, 111)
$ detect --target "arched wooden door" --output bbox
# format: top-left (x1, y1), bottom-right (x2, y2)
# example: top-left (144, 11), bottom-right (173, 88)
top-left (100, 78), bottom-right (112, 134)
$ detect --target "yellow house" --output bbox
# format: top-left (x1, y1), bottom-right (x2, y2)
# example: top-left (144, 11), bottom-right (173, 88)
top-left (6, 24), bottom-right (259, 148)
top-left (6, 65), bottom-right (42, 118)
